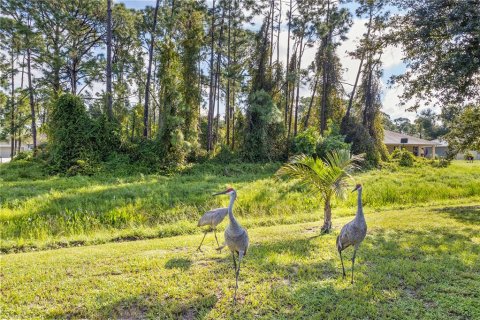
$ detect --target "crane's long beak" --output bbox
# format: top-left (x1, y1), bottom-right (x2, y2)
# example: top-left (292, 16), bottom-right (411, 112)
top-left (351, 186), bottom-right (359, 193)
top-left (212, 190), bottom-right (228, 196)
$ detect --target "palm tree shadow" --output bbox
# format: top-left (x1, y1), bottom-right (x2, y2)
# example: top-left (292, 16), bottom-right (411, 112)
top-left (165, 257), bottom-right (193, 271)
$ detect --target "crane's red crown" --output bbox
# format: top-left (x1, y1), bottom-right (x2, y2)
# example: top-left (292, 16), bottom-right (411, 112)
top-left (226, 187), bottom-right (234, 192)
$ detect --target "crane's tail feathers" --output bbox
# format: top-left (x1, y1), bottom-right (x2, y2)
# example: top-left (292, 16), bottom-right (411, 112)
top-left (336, 235), bottom-right (342, 251)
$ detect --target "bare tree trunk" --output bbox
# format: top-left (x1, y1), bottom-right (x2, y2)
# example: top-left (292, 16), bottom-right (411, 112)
top-left (10, 44), bottom-right (15, 158)
top-left (226, 0), bottom-right (232, 146)
top-left (304, 76), bottom-right (318, 129)
top-left (106, 0), bottom-right (113, 120)
top-left (284, 0), bottom-right (292, 126)
top-left (342, 7), bottom-right (372, 132)
top-left (27, 47), bottom-right (37, 155)
top-left (276, 0), bottom-right (281, 68)
top-left (214, 6), bottom-right (225, 146)
top-left (294, 32), bottom-right (306, 136)
top-left (269, 0), bottom-right (274, 68)
top-left (320, 0), bottom-right (331, 135)
top-left (143, 0), bottom-right (161, 138)
top-left (207, 0), bottom-right (216, 151)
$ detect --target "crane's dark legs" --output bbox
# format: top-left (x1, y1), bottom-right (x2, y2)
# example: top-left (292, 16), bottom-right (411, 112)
top-left (232, 251), bottom-right (237, 270)
top-left (214, 229), bottom-right (220, 247)
top-left (233, 251), bottom-right (244, 305)
top-left (197, 230), bottom-right (208, 251)
top-left (351, 246), bottom-right (358, 284)
top-left (339, 250), bottom-right (346, 279)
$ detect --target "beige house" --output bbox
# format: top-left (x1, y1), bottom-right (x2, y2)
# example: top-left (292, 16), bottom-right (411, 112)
top-left (383, 130), bottom-right (438, 158)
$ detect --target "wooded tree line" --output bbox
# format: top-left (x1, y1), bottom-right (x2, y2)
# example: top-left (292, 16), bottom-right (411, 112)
top-left (0, 0), bottom-right (478, 169)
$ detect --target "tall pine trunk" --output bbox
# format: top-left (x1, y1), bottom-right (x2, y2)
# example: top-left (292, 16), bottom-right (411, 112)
top-left (143, 0), bottom-right (161, 138)
top-left (106, 0), bottom-right (113, 120)
top-left (207, 0), bottom-right (216, 151)
top-left (27, 46), bottom-right (37, 155)
top-left (284, 0), bottom-right (292, 126)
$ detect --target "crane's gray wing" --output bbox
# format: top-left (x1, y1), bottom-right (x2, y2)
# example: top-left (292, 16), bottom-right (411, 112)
top-left (198, 207), bottom-right (228, 227)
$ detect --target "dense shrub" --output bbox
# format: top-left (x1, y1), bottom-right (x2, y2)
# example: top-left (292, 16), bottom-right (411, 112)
top-left (47, 94), bottom-right (96, 172)
top-left (47, 94), bottom-right (120, 174)
top-left (243, 90), bottom-right (285, 161)
top-left (293, 128), bottom-right (320, 156)
top-left (316, 124), bottom-right (350, 158)
top-left (399, 150), bottom-right (415, 167)
top-left (13, 151), bottom-right (32, 161)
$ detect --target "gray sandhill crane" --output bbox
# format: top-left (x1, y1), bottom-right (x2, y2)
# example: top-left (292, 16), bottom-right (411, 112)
top-left (196, 189), bottom-right (233, 251)
top-left (215, 188), bottom-right (249, 304)
top-left (336, 183), bottom-right (367, 284)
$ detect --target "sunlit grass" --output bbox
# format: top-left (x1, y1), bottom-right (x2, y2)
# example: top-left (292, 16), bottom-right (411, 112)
top-left (1, 204), bottom-right (479, 319)
top-left (0, 161), bottom-right (479, 252)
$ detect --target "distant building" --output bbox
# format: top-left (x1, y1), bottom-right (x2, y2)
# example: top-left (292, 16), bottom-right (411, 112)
top-left (383, 130), bottom-right (479, 160)
top-left (383, 130), bottom-right (438, 158)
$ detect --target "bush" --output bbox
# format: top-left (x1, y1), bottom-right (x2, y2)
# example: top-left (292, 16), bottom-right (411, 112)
top-left (431, 158), bottom-right (451, 168)
top-left (66, 159), bottom-right (98, 176)
top-left (399, 150), bottom-right (415, 167)
top-left (293, 128), bottom-right (320, 156)
top-left (464, 151), bottom-right (474, 161)
top-left (13, 151), bottom-right (32, 161)
top-left (47, 94), bottom-right (97, 172)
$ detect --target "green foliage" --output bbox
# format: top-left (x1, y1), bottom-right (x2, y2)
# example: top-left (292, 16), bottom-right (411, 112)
top-left (444, 105), bottom-right (480, 158)
top-left (464, 151), bottom-right (474, 161)
top-left (47, 94), bottom-right (97, 173)
top-left (316, 124), bottom-right (350, 159)
top-left (390, 148), bottom-right (415, 167)
top-left (399, 150), bottom-right (415, 167)
top-left (243, 90), bottom-right (284, 161)
top-left (292, 128), bottom-right (320, 156)
top-left (12, 151), bottom-right (32, 161)
top-left (345, 120), bottom-right (380, 167)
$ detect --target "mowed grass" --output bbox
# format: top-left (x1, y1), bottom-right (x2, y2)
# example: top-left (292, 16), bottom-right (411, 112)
top-left (1, 204), bottom-right (479, 319)
top-left (1, 161), bottom-right (480, 252)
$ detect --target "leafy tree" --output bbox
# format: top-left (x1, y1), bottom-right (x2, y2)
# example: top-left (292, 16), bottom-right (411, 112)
top-left (276, 150), bottom-right (363, 233)
top-left (389, 0), bottom-right (480, 110)
top-left (443, 104), bottom-right (480, 157)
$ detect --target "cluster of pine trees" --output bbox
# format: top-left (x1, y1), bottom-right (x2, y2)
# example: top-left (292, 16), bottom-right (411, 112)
top-left (1, 0), bottom-right (478, 170)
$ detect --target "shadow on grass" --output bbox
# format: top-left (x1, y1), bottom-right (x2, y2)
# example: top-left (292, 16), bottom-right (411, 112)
top-left (165, 258), bottom-right (193, 270)
top-left (433, 205), bottom-right (480, 225)
top-left (92, 293), bottom-right (218, 319)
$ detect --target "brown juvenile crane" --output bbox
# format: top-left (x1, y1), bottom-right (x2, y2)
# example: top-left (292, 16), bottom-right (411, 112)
top-left (336, 183), bottom-right (367, 284)
top-left (215, 188), bottom-right (249, 304)
top-left (196, 189), bottom-right (233, 251)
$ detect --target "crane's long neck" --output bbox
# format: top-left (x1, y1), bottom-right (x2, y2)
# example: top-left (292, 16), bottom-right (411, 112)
top-left (356, 188), bottom-right (364, 219)
top-left (228, 194), bottom-right (240, 228)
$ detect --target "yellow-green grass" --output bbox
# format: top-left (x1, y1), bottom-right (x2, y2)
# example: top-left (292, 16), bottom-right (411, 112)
top-left (1, 161), bottom-right (480, 252)
top-left (1, 204), bottom-right (479, 319)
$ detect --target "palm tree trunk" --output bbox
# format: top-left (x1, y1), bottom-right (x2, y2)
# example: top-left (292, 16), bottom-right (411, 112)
top-left (321, 197), bottom-right (332, 233)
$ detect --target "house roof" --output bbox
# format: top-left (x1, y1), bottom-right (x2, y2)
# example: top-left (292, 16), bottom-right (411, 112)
top-left (384, 130), bottom-right (438, 146)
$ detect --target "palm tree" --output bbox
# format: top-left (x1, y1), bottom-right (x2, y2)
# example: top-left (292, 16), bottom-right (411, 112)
top-left (276, 150), bottom-right (363, 233)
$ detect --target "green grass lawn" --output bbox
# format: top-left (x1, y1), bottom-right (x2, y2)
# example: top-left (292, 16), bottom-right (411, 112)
top-left (1, 161), bottom-right (479, 253)
top-left (1, 204), bottom-right (479, 319)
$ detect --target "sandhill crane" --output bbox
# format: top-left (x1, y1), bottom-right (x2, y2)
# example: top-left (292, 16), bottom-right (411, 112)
top-left (196, 190), bottom-right (233, 251)
top-left (336, 183), bottom-right (367, 284)
top-left (215, 188), bottom-right (249, 304)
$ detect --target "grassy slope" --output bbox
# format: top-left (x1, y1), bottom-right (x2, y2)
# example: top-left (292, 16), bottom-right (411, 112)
top-left (1, 161), bottom-right (480, 252)
top-left (1, 204), bottom-right (479, 319)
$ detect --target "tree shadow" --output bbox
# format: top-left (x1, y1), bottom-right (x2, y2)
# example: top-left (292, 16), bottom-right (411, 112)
top-left (165, 258), bottom-right (193, 271)
top-left (432, 205), bottom-right (480, 225)
top-left (91, 293), bottom-right (218, 319)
